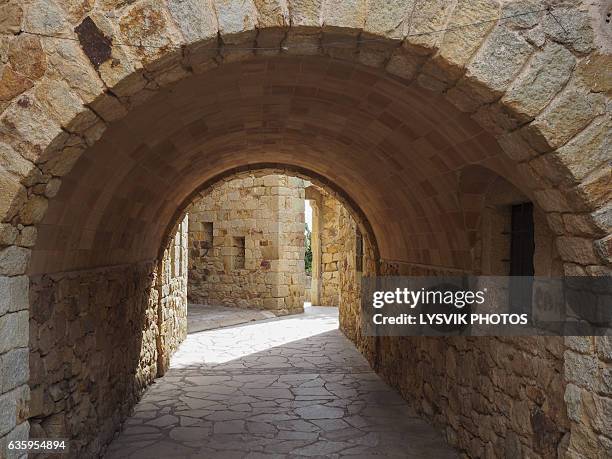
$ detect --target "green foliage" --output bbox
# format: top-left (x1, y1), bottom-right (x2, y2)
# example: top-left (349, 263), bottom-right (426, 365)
top-left (304, 222), bottom-right (312, 275)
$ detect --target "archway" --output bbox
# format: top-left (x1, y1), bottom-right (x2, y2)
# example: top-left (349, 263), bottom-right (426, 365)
top-left (0, 1), bottom-right (610, 457)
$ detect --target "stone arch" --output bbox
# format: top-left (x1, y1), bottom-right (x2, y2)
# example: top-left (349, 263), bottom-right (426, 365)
top-left (0, 0), bottom-right (610, 457)
top-left (0, 1), bottom-right (608, 277)
top-left (160, 163), bottom-right (381, 273)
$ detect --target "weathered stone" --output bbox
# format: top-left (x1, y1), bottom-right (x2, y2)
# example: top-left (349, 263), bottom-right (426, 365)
top-left (118, 1), bottom-right (185, 62)
top-left (0, 246), bottom-right (30, 276)
top-left (321, 0), bottom-right (366, 30)
top-left (0, 96), bottom-right (63, 162)
top-left (556, 116), bottom-right (611, 183)
top-left (594, 234), bottom-right (612, 265)
top-left (0, 2), bottom-right (23, 34)
top-left (17, 226), bottom-right (37, 247)
top-left (564, 350), bottom-right (599, 391)
top-left (435, 0), bottom-right (499, 79)
top-left (563, 383), bottom-right (582, 423)
top-left (41, 143), bottom-right (85, 176)
top-left (74, 16), bottom-right (113, 70)
top-left (254, 0), bottom-right (289, 27)
top-left (18, 195), bottom-right (48, 225)
top-left (363, 0), bottom-right (411, 38)
top-left (403, 0), bottom-right (452, 51)
top-left (23, 0), bottom-right (71, 35)
top-left (0, 311), bottom-right (28, 355)
top-left (576, 53), bottom-right (612, 94)
top-left (596, 337), bottom-right (612, 363)
top-left (0, 276), bottom-right (28, 316)
top-left (45, 39), bottom-right (106, 105)
top-left (0, 66), bottom-right (33, 108)
top-left (541, 7), bottom-right (594, 54)
top-left (34, 78), bottom-right (88, 128)
top-left (555, 236), bottom-right (599, 265)
top-left (8, 35), bottom-right (46, 81)
top-left (502, 43), bottom-right (575, 122)
top-left (0, 142), bottom-right (36, 180)
top-left (213, 0), bottom-right (258, 37)
top-left (530, 85), bottom-right (607, 150)
top-left (0, 224), bottom-right (18, 246)
top-left (0, 349), bottom-right (29, 393)
top-left (463, 26), bottom-right (533, 99)
top-left (0, 169), bottom-right (25, 222)
top-left (167, 0), bottom-right (218, 41)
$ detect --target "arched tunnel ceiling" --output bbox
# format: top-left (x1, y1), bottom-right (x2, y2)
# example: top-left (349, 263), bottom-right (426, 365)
top-left (30, 56), bottom-right (529, 275)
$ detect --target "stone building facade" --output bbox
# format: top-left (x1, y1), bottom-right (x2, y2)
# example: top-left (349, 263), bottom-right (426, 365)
top-left (187, 173), bottom-right (306, 315)
top-left (0, 1), bottom-right (610, 458)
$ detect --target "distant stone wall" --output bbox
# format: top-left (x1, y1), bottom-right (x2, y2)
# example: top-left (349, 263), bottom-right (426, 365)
top-left (187, 173), bottom-right (305, 315)
top-left (26, 224), bottom-right (188, 459)
top-left (319, 193), bottom-right (344, 306)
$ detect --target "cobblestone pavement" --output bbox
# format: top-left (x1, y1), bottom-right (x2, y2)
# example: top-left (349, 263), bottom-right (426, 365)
top-left (105, 307), bottom-right (457, 458)
top-left (188, 304), bottom-right (277, 334)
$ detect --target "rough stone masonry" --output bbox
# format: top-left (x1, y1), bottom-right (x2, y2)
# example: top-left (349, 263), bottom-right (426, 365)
top-left (0, 0), bottom-right (610, 458)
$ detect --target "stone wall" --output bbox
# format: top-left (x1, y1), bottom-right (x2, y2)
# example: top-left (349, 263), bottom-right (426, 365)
top-left (26, 225), bottom-right (188, 459)
top-left (337, 195), bottom-right (611, 457)
top-left (0, 275), bottom-right (29, 457)
top-left (187, 173), bottom-right (305, 315)
top-left (156, 217), bottom-right (188, 376)
top-left (319, 193), bottom-right (344, 306)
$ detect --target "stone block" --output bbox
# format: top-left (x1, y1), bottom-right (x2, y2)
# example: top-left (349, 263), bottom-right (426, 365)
top-left (555, 237), bottom-right (599, 265)
top-left (502, 42), bottom-right (575, 122)
top-left (0, 349), bottom-right (29, 393)
top-left (464, 26), bottom-right (533, 98)
top-left (0, 311), bottom-right (28, 355)
top-left (530, 85), bottom-right (606, 150)
top-left (0, 276), bottom-right (28, 315)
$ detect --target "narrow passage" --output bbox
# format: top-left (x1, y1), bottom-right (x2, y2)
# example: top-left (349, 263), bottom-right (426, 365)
top-left (105, 306), bottom-right (457, 458)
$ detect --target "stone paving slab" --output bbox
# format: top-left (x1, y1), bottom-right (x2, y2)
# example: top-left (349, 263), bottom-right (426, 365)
top-left (105, 307), bottom-right (457, 458)
top-left (188, 304), bottom-right (277, 334)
